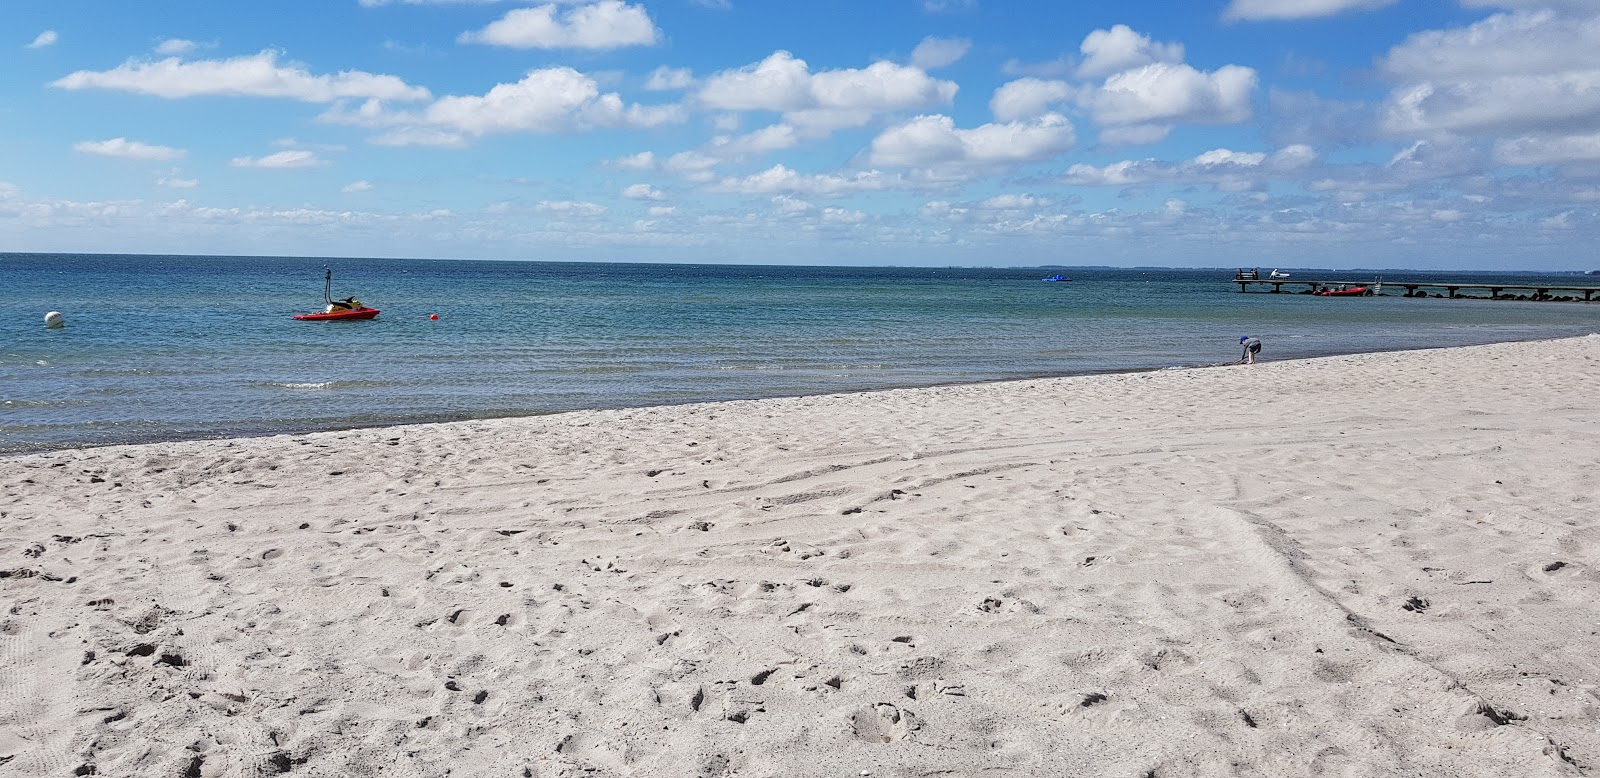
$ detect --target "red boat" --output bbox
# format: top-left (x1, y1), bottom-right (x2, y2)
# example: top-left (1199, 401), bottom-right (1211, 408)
top-left (294, 307), bottom-right (379, 321)
top-left (294, 268), bottom-right (380, 321)
top-left (1320, 285), bottom-right (1368, 296)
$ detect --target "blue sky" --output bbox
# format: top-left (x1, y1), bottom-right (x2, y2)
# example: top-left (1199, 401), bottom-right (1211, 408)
top-left (3, 0), bottom-right (1598, 269)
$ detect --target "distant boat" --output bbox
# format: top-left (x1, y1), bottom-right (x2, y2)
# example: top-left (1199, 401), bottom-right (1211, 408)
top-left (1320, 285), bottom-right (1368, 297)
top-left (294, 267), bottom-right (380, 321)
top-left (1041, 274), bottom-right (1071, 282)
top-left (1270, 269), bottom-right (1290, 279)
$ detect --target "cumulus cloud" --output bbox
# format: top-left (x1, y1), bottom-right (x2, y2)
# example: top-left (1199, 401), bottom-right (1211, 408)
top-left (696, 51), bottom-right (957, 134)
top-left (990, 78), bottom-right (1075, 122)
top-left (342, 180), bottom-right (375, 193)
top-left (622, 183), bottom-right (664, 200)
top-left (53, 51), bottom-right (430, 102)
top-left (369, 127), bottom-right (468, 148)
top-left (73, 137), bottom-right (187, 161)
top-left (645, 66), bottom-right (694, 91)
top-left (1063, 144), bottom-right (1316, 189)
top-left (1495, 132), bottom-right (1600, 165)
top-left (910, 37), bottom-right (970, 70)
top-left (535, 200), bottom-right (607, 215)
top-left (867, 113), bottom-right (1076, 168)
top-left (709, 164), bottom-right (904, 195)
top-left (157, 175), bottom-right (199, 189)
top-left (1076, 25), bottom-right (1183, 80)
top-left (608, 151), bottom-right (657, 170)
top-left (325, 67), bottom-right (685, 142)
top-left (459, 1), bottom-right (659, 49)
top-left (821, 207), bottom-right (866, 224)
top-left (773, 195), bottom-right (811, 213)
top-left (1222, 0), bottom-right (1396, 22)
top-left (707, 124), bottom-right (799, 158)
top-left (27, 30), bottom-right (58, 49)
top-left (1379, 10), bottom-right (1600, 156)
top-left (1081, 62), bottom-right (1257, 127)
top-left (155, 38), bottom-right (199, 55)
top-left (230, 150), bottom-right (326, 168)
top-left (981, 194), bottom-right (1051, 210)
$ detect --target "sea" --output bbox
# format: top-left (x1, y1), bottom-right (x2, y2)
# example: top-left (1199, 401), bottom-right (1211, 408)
top-left (3, 253), bottom-right (1598, 455)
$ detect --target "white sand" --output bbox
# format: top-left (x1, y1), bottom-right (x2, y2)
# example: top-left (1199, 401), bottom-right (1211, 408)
top-left (3, 336), bottom-right (1599, 777)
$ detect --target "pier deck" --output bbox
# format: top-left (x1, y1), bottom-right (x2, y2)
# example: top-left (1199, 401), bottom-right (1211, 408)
top-left (1232, 277), bottom-right (1600, 301)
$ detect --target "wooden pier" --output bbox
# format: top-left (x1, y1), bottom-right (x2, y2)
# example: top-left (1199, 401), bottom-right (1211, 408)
top-left (1231, 274), bottom-right (1600, 301)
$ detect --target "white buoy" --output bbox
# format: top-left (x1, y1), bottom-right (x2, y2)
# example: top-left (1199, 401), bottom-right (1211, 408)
top-left (44, 311), bottom-right (65, 329)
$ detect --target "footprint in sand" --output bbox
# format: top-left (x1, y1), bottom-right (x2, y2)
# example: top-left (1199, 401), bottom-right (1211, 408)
top-left (851, 703), bottom-right (917, 743)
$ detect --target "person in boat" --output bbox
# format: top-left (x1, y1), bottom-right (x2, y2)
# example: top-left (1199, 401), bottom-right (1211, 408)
top-left (328, 296), bottom-right (362, 312)
top-left (1239, 336), bottom-right (1262, 365)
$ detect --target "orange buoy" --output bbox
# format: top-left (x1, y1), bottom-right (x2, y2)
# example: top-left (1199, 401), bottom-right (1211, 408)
top-left (429, 313), bottom-right (439, 320)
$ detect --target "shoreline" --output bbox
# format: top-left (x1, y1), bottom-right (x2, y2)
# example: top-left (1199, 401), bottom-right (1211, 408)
top-left (7, 333), bottom-right (1589, 458)
top-left (4, 335), bottom-right (1599, 774)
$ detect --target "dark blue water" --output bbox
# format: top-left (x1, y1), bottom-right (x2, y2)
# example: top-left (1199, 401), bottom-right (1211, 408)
top-left (3, 254), bottom-right (1597, 453)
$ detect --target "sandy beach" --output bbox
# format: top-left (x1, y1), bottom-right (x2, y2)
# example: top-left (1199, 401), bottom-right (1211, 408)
top-left (3, 336), bottom-right (1598, 777)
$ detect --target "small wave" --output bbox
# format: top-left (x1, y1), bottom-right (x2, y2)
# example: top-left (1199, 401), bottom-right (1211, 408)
top-left (269, 381), bottom-right (338, 390)
top-left (264, 378), bottom-right (393, 390)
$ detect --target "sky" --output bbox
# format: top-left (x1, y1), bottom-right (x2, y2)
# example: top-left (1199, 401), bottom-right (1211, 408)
top-left (3, 0), bottom-right (1600, 270)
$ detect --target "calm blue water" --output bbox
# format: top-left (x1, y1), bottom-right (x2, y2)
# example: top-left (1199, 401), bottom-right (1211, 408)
top-left (3, 254), bottom-right (1597, 454)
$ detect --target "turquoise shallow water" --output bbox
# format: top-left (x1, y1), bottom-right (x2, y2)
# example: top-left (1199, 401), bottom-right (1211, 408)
top-left (3, 254), bottom-right (1597, 454)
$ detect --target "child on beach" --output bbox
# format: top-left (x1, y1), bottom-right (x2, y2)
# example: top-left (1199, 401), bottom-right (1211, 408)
top-left (1239, 336), bottom-right (1262, 364)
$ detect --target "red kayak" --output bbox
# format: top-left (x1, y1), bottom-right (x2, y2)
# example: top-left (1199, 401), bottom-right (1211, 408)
top-left (294, 307), bottom-right (380, 321)
top-left (1320, 286), bottom-right (1367, 296)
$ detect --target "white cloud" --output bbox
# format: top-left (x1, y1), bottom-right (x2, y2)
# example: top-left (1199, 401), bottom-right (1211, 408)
top-left (53, 51), bottom-right (430, 102)
top-left (155, 38), bottom-right (198, 56)
top-left (990, 78), bottom-right (1075, 122)
top-left (230, 150), bottom-right (326, 168)
top-left (821, 207), bottom-right (866, 224)
top-left (1193, 148), bottom-right (1268, 166)
top-left (74, 137), bottom-right (187, 161)
top-left (867, 113), bottom-right (1076, 168)
top-left (1063, 144), bottom-right (1316, 188)
top-left (27, 30), bottom-right (58, 49)
top-left (535, 200), bottom-right (607, 215)
top-left (459, 1), bottom-right (659, 49)
top-left (1076, 25), bottom-right (1183, 80)
top-left (1222, 0), bottom-right (1396, 22)
top-left (156, 176), bottom-right (199, 189)
top-left (1081, 62), bottom-right (1257, 128)
top-left (1495, 132), bottom-right (1600, 165)
top-left (1379, 10), bottom-right (1600, 143)
top-left (608, 151), bottom-right (657, 170)
top-left (645, 66), bottom-right (694, 91)
top-left (709, 164), bottom-right (903, 195)
top-left (328, 67), bottom-right (685, 141)
top-left (708, 124), bottom-right (799, 158)
top-left (664, 150), bottom-right (720, 181)
top-left (910, 37), bottom-right (970, 70)
top-left (647, 205), bottom-right (676, 216)
top-left (696, 51), bottom-right (957, 133)
top-left (370, 127), bottom-right (468, 148)
top-left (1541, 210), bottom-right (1573, 229)
top-left (622, 183), bottom-right (664, 200)
top-left (342, 180), bottom-right (375, 193)
top-left (773, 195), bottom-right (811, 213)
top-left (981, 194), bottom-right (1050, 210)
